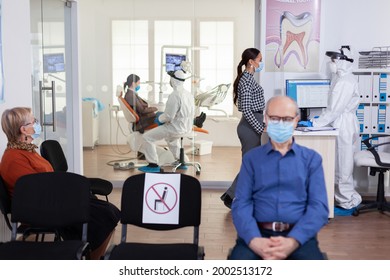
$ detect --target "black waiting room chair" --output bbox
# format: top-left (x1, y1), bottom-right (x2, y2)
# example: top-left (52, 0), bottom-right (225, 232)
top-left (40, 139), bottom-right (113, 201)
top-left (0, 175), bottom-right (13, 233)
top-left (104, 173), bottom-right (205, 260)
top-left (0, 172), bottom-right (91, 260)
top-left (0, 175), bottom-right (54, 242)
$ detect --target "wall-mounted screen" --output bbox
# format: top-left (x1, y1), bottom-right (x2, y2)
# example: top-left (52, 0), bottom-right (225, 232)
top-left (43, 53), bottom-right (65, 73)
top-left (165, 53), bottom-right (186, 72)
top-left (286, 79), bottom-right (330, 120)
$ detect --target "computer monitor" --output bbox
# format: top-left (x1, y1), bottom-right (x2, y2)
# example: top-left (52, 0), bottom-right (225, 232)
top-left (165, 53), bottom-right (186, 72)
top-left (285, 79), bottom-right (331, 121)
top-left (43, 53), bottom-right (65, 73)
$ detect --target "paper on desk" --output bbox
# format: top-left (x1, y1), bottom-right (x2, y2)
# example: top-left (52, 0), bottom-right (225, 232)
top-left (295, 126), bottom-right (336, 132)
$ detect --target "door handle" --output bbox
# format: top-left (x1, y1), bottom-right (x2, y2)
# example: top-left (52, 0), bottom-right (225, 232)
top-left (39, 80), bottom-right (56, 132)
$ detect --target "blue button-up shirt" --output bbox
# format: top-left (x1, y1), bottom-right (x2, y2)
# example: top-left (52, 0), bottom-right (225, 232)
top-left (232, 140), bottom-right (329, 246)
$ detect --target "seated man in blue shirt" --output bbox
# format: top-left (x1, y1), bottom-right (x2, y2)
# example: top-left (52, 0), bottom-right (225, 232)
top-left (230, 96), bottom-right (329, 260)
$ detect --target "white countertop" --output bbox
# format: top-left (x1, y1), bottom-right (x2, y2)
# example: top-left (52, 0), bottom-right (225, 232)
top-left (293, 128), bottom-right (339, 136)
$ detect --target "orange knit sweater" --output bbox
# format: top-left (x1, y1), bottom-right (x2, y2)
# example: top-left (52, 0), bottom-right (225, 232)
top-left (0, 148), bottom-right (53, 196)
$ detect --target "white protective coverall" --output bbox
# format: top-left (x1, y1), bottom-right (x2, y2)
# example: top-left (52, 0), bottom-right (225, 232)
top-left (142, 70), bottom-right (195, 165)
top-left (312, 59), bottom-right (362, 209)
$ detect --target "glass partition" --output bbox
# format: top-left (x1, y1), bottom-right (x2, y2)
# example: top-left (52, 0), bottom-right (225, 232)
top-left (79, 0), bottom-right (256, 180)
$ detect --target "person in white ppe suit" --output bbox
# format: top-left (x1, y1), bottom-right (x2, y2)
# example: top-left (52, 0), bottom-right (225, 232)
top-left (138, 69), bottom-right (195, 173)
top-left (311, 46), bottom-right (362, 215)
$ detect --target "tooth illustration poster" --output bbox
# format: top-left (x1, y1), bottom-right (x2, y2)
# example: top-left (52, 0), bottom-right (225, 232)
top-left (265, 0), bottom-right (321, 72)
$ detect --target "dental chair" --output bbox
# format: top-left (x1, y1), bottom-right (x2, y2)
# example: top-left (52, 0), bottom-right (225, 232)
top-left (115, 86), bottom-right (175, 165)
top-left (116, 86), bottom-right (209, 174)
top-left (195, 83), bottom-right (231, 117)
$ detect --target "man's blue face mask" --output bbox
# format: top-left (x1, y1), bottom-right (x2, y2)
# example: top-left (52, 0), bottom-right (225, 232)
top-left (266, 121), bottom-right (294, 143)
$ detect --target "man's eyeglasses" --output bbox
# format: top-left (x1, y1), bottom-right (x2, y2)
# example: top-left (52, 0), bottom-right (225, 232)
top-left (267, 115), bottom-right (297, 124)
top-left (23, 118), bottom-right (39, 126)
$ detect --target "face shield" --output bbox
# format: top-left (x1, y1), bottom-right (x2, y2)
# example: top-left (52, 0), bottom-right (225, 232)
top-left (325, 46), bottom-right (354, 76)
top-left (167, 70), bottom-right (186, 90)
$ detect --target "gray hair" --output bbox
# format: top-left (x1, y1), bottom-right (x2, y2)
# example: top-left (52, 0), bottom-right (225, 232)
top-left (265, 96), bottom-right (300, 117)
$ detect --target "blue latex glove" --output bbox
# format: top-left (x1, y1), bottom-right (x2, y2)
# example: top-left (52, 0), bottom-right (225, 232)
top-left (297, 120), bottom-right (313, 127)
top-left (154, 111), bottom-right (164, 126)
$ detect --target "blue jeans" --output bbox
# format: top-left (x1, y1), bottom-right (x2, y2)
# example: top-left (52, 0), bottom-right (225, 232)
top-left (229, 229), bottom-right (324, 260)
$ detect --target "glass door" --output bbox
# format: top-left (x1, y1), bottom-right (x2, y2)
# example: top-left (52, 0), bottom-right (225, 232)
top-left (30, 0), bottom-right (81, 172)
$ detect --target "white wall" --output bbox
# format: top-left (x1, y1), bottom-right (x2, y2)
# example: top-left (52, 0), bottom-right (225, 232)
top-left (78, 0), bottom-right (255, 147)
top-left (0, 0), bottom-right (31, 243)
top-left (0, 0), bottom-right (32, 156)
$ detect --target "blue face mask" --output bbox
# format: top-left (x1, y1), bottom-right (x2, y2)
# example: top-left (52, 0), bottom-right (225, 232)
top-left (266, 121), bottom-right (294, 143)
top-left (255, 61), bottom-right (264, 72)
top-left (135, 85), bottom-right (140, 92)
top-left (32, 122), bottom-right (42, 139)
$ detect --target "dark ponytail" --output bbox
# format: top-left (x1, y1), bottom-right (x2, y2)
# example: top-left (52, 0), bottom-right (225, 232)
top-left (124, 74), bottom-right (140, 92)
top-left (232, 48), bottom-right (261, 106)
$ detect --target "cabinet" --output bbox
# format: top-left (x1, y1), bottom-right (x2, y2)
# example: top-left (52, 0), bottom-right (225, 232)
top-left (82, 101), bottom-right (99, 149)
top-left (354, 70), bottom-right (390, 196)
top-left (354, 70), bottom-right (390, 150)
top-left (294, 130), bottom-right (338, 218)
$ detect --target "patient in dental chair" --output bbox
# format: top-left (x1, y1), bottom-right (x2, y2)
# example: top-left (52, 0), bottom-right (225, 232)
top-left (124, 74), bottom-right (207, 134)
top-left (124, 74), bottom-right (158, 134)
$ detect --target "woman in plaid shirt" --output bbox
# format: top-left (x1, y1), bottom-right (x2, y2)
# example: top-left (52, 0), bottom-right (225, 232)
top-left (221, 48), bottom-right (265, 208)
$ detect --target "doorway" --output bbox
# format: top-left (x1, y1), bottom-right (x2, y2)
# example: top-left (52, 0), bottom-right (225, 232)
top-left (30, 0), bottom-right (82, 172)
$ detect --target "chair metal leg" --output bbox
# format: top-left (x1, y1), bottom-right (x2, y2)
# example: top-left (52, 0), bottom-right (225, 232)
top-left (165, 137), bottom-right (202, 175)
top-left (356, 170), bottom-right (390, 215)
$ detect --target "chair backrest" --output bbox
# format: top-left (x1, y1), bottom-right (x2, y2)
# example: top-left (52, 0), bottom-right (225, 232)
top-left (120, 173), bottom-right (202, 231)
top-left (12, 172), bottom-right (90, 241)
top-left (213, 83), bottom-right (231, 105)
top-left (40, 140), bottom-right (68, 172)
top-left (0, 175), bottom-right (12, 230)
top-left (116, 85), bottom-right (139, 124)
top-left (195, 83), bottom-right (231, 107)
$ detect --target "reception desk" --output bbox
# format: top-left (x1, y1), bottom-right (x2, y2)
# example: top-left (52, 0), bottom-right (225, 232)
top-left (294, 129), bottom-right (339, 218)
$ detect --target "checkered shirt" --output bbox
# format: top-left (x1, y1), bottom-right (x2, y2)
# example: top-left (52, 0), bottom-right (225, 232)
top-left (237, 71), bottom-right (265, 134)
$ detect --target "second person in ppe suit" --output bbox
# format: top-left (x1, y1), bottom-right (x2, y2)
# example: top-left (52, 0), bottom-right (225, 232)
top-left (138, 70), bottom-right (195, 173)
top-left (311, 46), bottom-right (362, 215)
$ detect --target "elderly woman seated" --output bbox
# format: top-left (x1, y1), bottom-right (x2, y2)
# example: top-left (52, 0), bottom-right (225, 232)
top-left (0, 107), bottom-right (120, 260)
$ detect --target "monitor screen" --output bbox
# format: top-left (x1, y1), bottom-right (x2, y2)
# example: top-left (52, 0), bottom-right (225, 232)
top-left (285, 79), bottom-right (330, 109)
top-left (43, 53), bottom-right (65, 73)
top-left (165, 53), bottom-right (186, 72)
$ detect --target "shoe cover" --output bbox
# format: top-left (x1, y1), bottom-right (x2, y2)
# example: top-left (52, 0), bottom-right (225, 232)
top-left (138, 166), bottom-right (161, 173)
top-left (334, 206), bottom-right (357, 216)
top-left (177, 164), bottom-right (188, 170)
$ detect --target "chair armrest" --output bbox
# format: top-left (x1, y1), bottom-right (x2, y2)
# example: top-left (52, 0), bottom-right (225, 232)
top-left (88, 178), bottom-right (113, 196)
top-left (366, 143), bottom-right (390, 168)
top-left (361, 134), bottom-right (390, 149)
